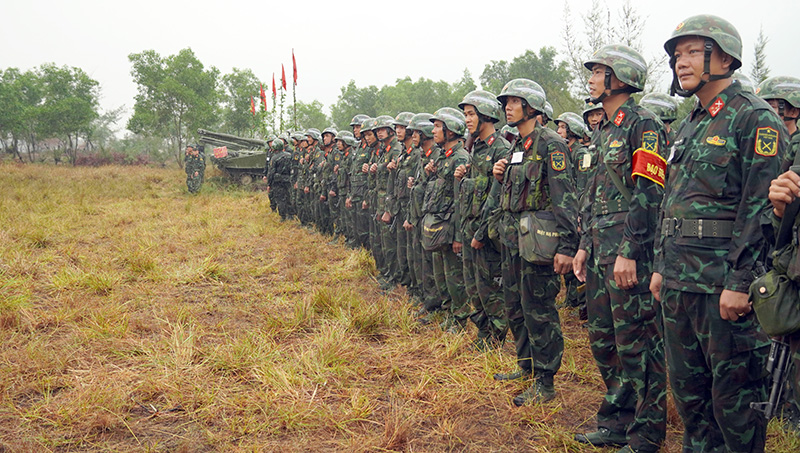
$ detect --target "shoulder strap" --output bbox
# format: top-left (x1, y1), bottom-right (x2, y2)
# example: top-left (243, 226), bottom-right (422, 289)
top-left (605, 163), bottom-right (632, 203)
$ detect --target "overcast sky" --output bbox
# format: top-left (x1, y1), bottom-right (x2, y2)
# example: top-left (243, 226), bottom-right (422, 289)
top-left (3, 0), bottom-right (798, 133)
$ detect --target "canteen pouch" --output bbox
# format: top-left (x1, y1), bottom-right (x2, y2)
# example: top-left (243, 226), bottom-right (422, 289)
top-left (518, 210), bottom-right (559, 265)
top-left (750, 269), bottom-right (800, 336)
top-left (422, 212), bottom-right (454, 252)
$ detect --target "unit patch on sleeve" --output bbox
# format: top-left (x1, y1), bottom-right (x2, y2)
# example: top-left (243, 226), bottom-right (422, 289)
top-left (755, 126), bottom-right (778, 157)
top-left (642, 130), bottom-right (658, 153)
top-left (550, 151), bottom-right (566, 171)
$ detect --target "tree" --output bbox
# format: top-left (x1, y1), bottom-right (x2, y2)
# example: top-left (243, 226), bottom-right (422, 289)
top-left (128, 48), bottom-right (220, 166)
top-left (220, 68), bottom-right (261, 137)
top-left (750, 26), bottom-right (770, 85)
top-left (295, 100), bottom-right (329, 131)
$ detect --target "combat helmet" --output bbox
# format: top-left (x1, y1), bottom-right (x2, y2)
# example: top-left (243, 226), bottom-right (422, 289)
top-left (360, 117), bottom-right (377, 133)
top-left (555, 112), bottom-right (587, 139)
top-left (582, 101), bottom-right (604, 126)
top-left (584, 44), bottom-right (647, 103)
top-left (497, 79), bottom-right (547, 117)
top-left (350, 114), bottom-right (370, 127)
top-left (322, 126), bottom-right (338, 137)
top-left (543, 102), bottom-right (554, 124)
top-left (306, 128), bottom-right (322, 142)
top-left (374, 115), bottom-right (396, 131)
top-left (431, 107), bottom-right (467, 137)
top-left (732, 73), bottom-right (756, 93)
top-left (407, 113), bottom-right (435, 139)
top-left (271, 138), bottom-right (285, 151)
top-left (335, 130), bottom-right (357, 147)
top-left (291, 131), bottom-right (306, 142)
top-left (393, 112), bottom-right (415, 127)
top-left (758, 76), bottom-right (800, 120)
top-left (458, 90), bottom-right (504, 123)
top-left (639, 93), bottom-right (679, 123)
top-left (664, 15), bottom-right (742, 97)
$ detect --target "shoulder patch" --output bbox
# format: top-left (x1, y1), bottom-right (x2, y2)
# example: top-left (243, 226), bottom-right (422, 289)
top-left (642, 130), bottom-right (658, 153)
top-left (550, 151), bottom-right (566, 171)
top-left (755, 127), bottom-right (779, 157)
top-left (614, 110), bottom-right (625, 126)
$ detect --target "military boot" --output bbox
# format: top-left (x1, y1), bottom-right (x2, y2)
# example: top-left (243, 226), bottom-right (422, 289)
top-left (493, 368), bottom-right (531, 381)
top-left (574, 428), bottom-right (627, 447)
top-left (512, 377), bottom-right (556, 406)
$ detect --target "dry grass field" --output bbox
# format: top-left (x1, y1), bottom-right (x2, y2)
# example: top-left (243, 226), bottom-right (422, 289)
top-left (0, 163), bottom-right (798, 452)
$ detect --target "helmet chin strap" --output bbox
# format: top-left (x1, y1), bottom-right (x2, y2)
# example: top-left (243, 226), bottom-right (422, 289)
top-left (586, 68), bottom-right (630, 104)
top-left (670, 39), bottom-right (734, 97)
top-left (508, 100), bottom-right (533, 127)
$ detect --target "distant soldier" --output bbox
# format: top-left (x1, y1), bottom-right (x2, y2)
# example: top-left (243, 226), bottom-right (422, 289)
top-left (758, 76), bottom-right (800, 165)
top-left (185, 143), bottom-right (205, 194)
top-left (374, 115), bottom-right (403, 290)
top-left (639, 93), bottom-right (680, 147)
top-left (347, 115), bottom-right (372, 249)
top-left (265, 139), bottom-right (292, 220)
top-left (390, 112), bottom-right (416, 290)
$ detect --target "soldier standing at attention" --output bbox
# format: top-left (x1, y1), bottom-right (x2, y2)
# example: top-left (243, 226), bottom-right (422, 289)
top-left (185, 144), bottom-right (204, 194)
top-left (491, 79), bottom-right (578, 406)
top-left (348, 116), bottom-right (372, 249)
top-left (572, 45), bottom-right (667, 452)
top-left (375, 115), bottom-right (403, 290)
top-left (455, 90), bottom-right (510, 350)
top-left (265, 139), bottom-right (292, 221)
top-left (389, 112), bottom-right (416, 291)
top-left (651, 15), bottom-right (786, 452)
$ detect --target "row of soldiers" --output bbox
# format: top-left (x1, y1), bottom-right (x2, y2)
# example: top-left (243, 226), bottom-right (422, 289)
top-left (260, 14), bottom-right (800, 453)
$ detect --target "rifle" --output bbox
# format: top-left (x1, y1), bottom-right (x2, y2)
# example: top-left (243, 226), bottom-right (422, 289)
top-left (750, 337), bottom-right (792, 419)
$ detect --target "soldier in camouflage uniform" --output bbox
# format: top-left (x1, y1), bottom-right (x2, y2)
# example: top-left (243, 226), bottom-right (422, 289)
top-left (348, 116), bottom-right (372, 249)
top-left (583, 101), bottom-right (605, 131)
top-left (490, 79), bottom-right (578, 407)
top-left (265, 139), bottom-right (293, 220)
top-left (363, 119), bottom-right (386, 269)
top-left (289, 132), bottom-right (306, 220)
top-left (650, 15), bottom-right (786, 452)
top-left (572, 45), bottom-right (667, 452)
top-left (423, 108), bottom-right (471, 330)
top-left (374, 115), bottom-right (403, 289)
top-left (389, 112), bottom-right (415, 290)
top-left (455, 90), bottom-right (510, 349)
top-left (759, 76), bottom-right (800, 167)
top-left (555, 111), bottom-right (591, 321)
top-left (185, 144), bottom-right (205, 194)
top-left (639, 93), bottom-right (680, 147)
top-left (303, 129), bottom-right (323, 228)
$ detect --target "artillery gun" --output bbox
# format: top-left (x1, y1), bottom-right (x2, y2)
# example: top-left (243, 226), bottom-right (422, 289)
top-left (197, 129), bottom-right (268, 185)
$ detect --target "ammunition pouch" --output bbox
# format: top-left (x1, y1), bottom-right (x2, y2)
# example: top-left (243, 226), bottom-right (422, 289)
top-left (518, 210), bottom-right (559, 265)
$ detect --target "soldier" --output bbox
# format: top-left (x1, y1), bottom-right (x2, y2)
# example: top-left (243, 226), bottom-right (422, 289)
top-left (374, 115), bottom-right (403, 290)
top-left (650, 15), bottom-right (786, 452)
top-left (572, 45), bottom-right (667, 452)
top-left (363, 118), bottom-right (385, 269)
top-left (265, 134), bottom-right (278, 212)
top-left (265, 139), bottom-right (292, 221)
top-left (389, 112), bottom-right (416, 291)
top-left (583, 101), bottom-right (605, 131)
top-left (554, 111), bottom-right (591, 321)
top-left (758, 76), bottom-right (800, 166)
top-left (491, 79), bottom-right (578, 407)
top-left (639, 93), bottom-right (680, 147)
top-left (423, 107), bottom-right (471, 331)
top-left (185, 143), bottom-right (204, 194)
top-left (289, 132), bottom-right (307, 220)
top-left (348, 116), bottom-right (372, 249)
top-left (318, 127), bottom-right (338, 237)
top-left (456, 90), bottom-right (510, 349)
top-left (732, 72), bottom-right (757, 93)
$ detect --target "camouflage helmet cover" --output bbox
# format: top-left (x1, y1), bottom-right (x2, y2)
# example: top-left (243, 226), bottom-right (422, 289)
top-left (393, 112), bottom-right (415, 127)
top-left (360, 117), bottom-right (376, 132)
top-left (555, 112), bottom-right (587, 138)
top-left (291, 132), bottom-right (307, 142)
top-left (374, 115), bottom-right (397, 132)
top-left (583, 44), bottom-right (647, 92)
top-left (497, 78), bottom-right (547, 113)
top-left (407, 113), bottom-right (435, 138)
top-left (582, 101), bottom-right (604, 122)
top-left (664, 14), bottom-right (743, 70)
top-left (458, 89), bottom-right (504, 123)
top-left (500, 124), bottom-right (519, 136)
top-left (639, 93), bottom-right (679, 122)
top-left (306, 128), bottom-right (322, 142)
top-left (543, 102), bottom-right (554, 121)
top-left (271, 138), bottom-right (285, 151)
top-left (431, 107), bottom-right (467, 136)
top-left (732, 73), bottom-right (756, 93)
top-left (350, 114), bottom-right (370, 126)
top-left (335, 130), bottom-right (357, 147)
top-left (322, 127), bottom-right (338, 137)
top-left (757, 76), bottom-right (800, 110)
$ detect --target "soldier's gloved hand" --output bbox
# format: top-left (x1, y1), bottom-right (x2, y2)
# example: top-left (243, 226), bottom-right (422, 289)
top-left (493, 158), bottom-right (508, 182)
top-left (554, 253), bottom-right (573, 275)
top-left (613, 256), bottom-right (638, 290)
top-left (719, 289), bottom-right (752, 321)
top-left (769, 170), bottom-right (800, 218)
top-left (407, 177), bottom-right (414, 189)
top-left (573, 249), bottom-right (588, 282)
top-left (649, 272), bottom-right (663, 302)
top-left (454, 164), bottom-right (467, 181)
top-left (470, 238), bottom-right (484, 250)
top-left (403, 219), bottom-right (413, 231)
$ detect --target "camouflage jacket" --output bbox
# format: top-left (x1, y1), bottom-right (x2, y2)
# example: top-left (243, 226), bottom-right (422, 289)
top-left (185, 153), bottom-right (205, 176)
top-left (571, 141), bottom-right (593, 198)
top-left (459, 131), bottom-right (511, 241)
top-left (348, 141), bottom-right (371, 202)
top-left (267, 150), bottom-right (292, 185)
top-left (655, 82), bottom-right (787, 294)
top-left (408, 144), bottom-right (439, 227)
top-left (494, 124), bottom-right (579, 255)
top-left (423, 140), bottom-right (470, 242)
top-left (324, 146), bottom-right (342, 197)
top-left (377, 137), bottom-right (402, 213)
top-left (780, 130), bottom-right (800, 172)
top-left (579, 97), bottom-right (666, 266)
top-left (334, 146), bottom-right (351, 198)
top-left (290, 147), bottom-right (303, 183)
top-left (392, 140), bottom-right (417, 215)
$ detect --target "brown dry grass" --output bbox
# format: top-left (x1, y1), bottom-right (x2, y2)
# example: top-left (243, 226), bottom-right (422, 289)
top-left (0, 163), bottom-right (797, 452)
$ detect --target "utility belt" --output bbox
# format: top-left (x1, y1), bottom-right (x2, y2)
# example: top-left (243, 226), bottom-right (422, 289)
top-left (661, 218), bottom-right (734, 239)
top-left (591, 199), bottom-right (629, 216)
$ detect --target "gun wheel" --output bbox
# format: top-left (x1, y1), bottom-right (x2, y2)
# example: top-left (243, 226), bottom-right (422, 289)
top-left (239, 174), bottom-right (253, 185)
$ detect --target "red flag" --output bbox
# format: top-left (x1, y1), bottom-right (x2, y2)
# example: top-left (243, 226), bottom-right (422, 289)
top-left (251, 96), bottom-right (255, 115)
top-left (272, 73), bottom-right (276, 97)
top-left (260, 83), bottom-right (267, 111)
top-left (281, 64), bottom-right (287, 90)
top-left (292, 49), bottom-right (297, 85)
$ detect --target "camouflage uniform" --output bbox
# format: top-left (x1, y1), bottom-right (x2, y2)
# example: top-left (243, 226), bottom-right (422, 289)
top-left (578, 46), bottom-right (667, 452)
top-left (185, 147), bottom-right (205, 194)
top-left (655, 16), bottom-right (786, 452)
top-left (391, 112), bottom-right (416, 288)
top-left (375, 116), bottom-right (403, 286)
top-left (266, 140), bottom-right (293, 220)
top-left (640, 93), bottom-right (680, 148)
top-left (349, 136), bottom-right (372, 249)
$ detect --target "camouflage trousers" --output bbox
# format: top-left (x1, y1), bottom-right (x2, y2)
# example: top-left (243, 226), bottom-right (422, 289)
top-left (394, 204), bottom-right (411, 287)
top-left (432, 246), bottom-right (470, 326)
top-left (463, 237), bottom-right (506, 344)
top-left (271, 184), bottom-right (291, 220)
top-left (380, 217), bottom-right (398, 284)
top-left (314, 196), bottom-right (333, 236)
top-left (564, 271), bottom-right (587, 309)
top-left (421, 245), bottom-right (444, 312)
top-left (661, 289), bottom-right (769, 453)
top-left (519, 252), bottom-right (563, 379)
top-left (789, 332), bottom-right (800, 418)
top-left (329, 195), bottom-right (341, 236)
top-left (407, 225), bottom-right (423, 299)
top-left (268, 185), bottom-right (277, 212)
top-left (369, 207), bottom-right (385, 275)
top-left (585, 259), bottom-right (666, 452)
top-left (186, 174), bottom-right (202, 194)
top-left (350, 200), bottom-right (369, 248)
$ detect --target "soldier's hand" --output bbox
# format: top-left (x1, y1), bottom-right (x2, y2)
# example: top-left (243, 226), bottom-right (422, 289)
top-left (452, 241), bottom-right (462, 254)
top-left (329, 190), bottom-right (336, 197)
top-left (471, 238), bottom-right (484, 250)
top-left (425, 159), bottom-right (436, 174)
top-left (362, 163), bottom-right (369, 173)
top-left (454, 164), bottom-right (467, 181)
top-left (554, 253), bottom-right (573, 275)
top-left (769, 170), bottom-right (800, 218)
top-left (362, 200), bottom-right (368, 210)
top-left (387, 160), bottom-right (397, 171)
top-left (194, 171), bottom-right (199, 177)
top-left (407, 177), bottom-right (414, 189)
top-left (403, 219), bottom-right (413, 231)
top-left (650, 272), bottom-right (663, 302)
top-left (333, 164), bottom-right (339, 174)
top-left (613, 256), bottom-right (638, 290)
top-left (304, 187), bottom-right (310, 194)
top-left (573, 249), bottom-right (588, 283)
top-left (493, 159), bottom-right (508, 182)
top-left (294, 182), bottom-right (298, 189)
top-left (346, 198), bottom-right (352, 209)
top-left (262, 176), bottom-right (268, 182)
top-left (320, 195), bottom-right (326, 201)
top-left (719, 289), bottom-right (752, 321)
top-left (381, 212), bottom-right (391, 224)
top-left (370, 163), bottom-right (378, 173)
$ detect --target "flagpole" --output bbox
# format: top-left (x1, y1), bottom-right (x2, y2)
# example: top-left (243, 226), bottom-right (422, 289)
top-left (292, 49), bottom-right (297, 129)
